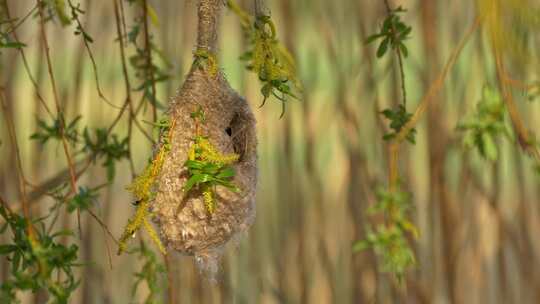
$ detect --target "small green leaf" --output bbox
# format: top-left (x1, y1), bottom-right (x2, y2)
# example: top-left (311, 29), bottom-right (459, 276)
top-left (377, 38), bottom-right (390, 58)
top-left (482, 133), bottom-right (498, 161)
top-left (0, 244), bottom-right (17, 255)
top-left (183, 174), bottom-right (213, 192)
top-left (366, 33), bottom-right (384, 44)
top-left (399, 42), bottom-right (408, 57)
top-left (352, 240), bottom-right (371, 252)
top-left (0, 42), bottom-right (27, 49)
top-left (217, 167), bottom-right (235, 179)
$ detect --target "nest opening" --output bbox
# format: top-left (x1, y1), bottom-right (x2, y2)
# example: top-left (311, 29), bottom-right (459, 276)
top-left (227, 112), bottom-right (250, 162)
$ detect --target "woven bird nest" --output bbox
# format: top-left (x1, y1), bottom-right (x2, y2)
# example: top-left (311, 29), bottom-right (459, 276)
top-left (152, 0), bottom-right (257, 276)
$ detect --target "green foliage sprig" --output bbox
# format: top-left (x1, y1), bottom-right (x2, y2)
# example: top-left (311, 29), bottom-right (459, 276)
top-left (82, 128), bottom-right (130, 181)
top-left (227, 0), bottom-right (300, 118)
top-left (381, 105), bottom-right (417, 144)
top-left (366, 6), bottom-right (411, 59)
top-left (353, 186), bottom-right (417, 283)
top-left (367, 3), bottom-right (411, 107)
top-left (183, 108), bottom-right (240, 214)
top-left (30, 115), bottom-right (81, 145)
top-left (0, 204), bottom-right (80, 304)
top-left (457, 86), bottom-right (510, 161)
top-left (66, 185), bottom-right (102, 213)
top-left (30, 117), bottom-right (130, 181)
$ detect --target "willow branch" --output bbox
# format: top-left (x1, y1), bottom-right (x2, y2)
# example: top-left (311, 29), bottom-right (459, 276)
top-left (388, 17), bottom-right (480, 188)
top-left (67, 0), bottom-right (120, 110)
top-left (0, 91), bottom-right (32, 233)
top-left (142, 0), bottom-right (158, 122)
top-left (383, 0), bottom-right (407, 107)
top-left (493, 49), bottom-right (540, 162)
top-left (3, 1), bottom-right (53, 119)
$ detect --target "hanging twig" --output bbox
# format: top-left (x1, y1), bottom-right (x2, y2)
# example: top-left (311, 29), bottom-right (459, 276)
top-left (383, 0), bottom-right (407, 107)
top-left (3, 1), bottom-right (53, 119)
top-left (388, 17), bottom-right (480, 189)
top-left (0, 90), bottom-right (33, 236)
top-left (142, 0), bottom-right (158, 123)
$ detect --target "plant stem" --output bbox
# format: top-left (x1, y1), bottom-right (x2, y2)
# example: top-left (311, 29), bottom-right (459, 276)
top-left (197, 0), bottom-right (223, 52)
top-left (36, 0), bottom-right (82, 235)
top-left (493, 48), bottom-right (540, 163)
top-left (388, 17), bottom-right (480, 188)
top-left (142, 0), bottom-right (158, 123)
top-left (383, 0), bottom-right (407, 107)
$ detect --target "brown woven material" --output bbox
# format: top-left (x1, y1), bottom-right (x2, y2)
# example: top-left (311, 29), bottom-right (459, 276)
top-left (151, 0), bottom-right (257, 279)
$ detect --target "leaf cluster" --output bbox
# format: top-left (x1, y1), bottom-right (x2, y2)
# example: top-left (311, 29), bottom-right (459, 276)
top-left (366, 6), bottom-right (412, 58)
top-left (0, 205), bottom-right (80, 304)
top-left (183, 110), bottom-right (240, 214)
top-left (227, 0), bottom-right (300, 117)
top-left (30, 115), bottom-right (81, 145)
top-left (353, 187), bottom-right (417, 283)
top-left (82, 128), bottom-right (129, 181)
top-left (381, 105), bottom-right (416, 144)
top-left (31, 117), bottom-right (130, 181)
top-left (66, 186), bottom-right (100, 213)
top-left (457, 86), bottom-right (510, 161)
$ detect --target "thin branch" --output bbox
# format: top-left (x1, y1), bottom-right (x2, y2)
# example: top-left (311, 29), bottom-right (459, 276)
top-left (113, 0), bottom-right (138, 176)
top-left (0, 90), bottom-right (34, 236)
top-left (388, 17), bottom-right (480, 188)
top-left (142, 0), bottom-right (158, 123)
top-left (383, 0), bottom-right (407, 107)
top-left (3, 1), bottom-right (53, 119)
top-left (37, 0), bottom-right (83, 235)
top-left (67, 0), bottom-right (121, 110)
top-left (3, 3), bottom-right (38, 36)
top-left (87, 208), bottom-right (119, 245)
top-left (493, 48), bottom-right (540, 163)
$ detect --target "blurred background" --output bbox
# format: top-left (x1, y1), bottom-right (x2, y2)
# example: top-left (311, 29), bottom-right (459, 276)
top-left (1, 0), bottom-right (540, 303)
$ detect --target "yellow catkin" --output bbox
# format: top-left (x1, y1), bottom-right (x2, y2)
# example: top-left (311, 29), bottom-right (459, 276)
top-left (119, 118), bottom-right (176, 255)
top-left (118, 200), bottom-right (149, 254)
top-left (143, 217), bottom-right (166, 254)
top-left (196, 138), bottom-right (239, 165)
top-left (194, 49), bottom-right (218, 76)
top-left (202, 188), bottom-right (215, 214)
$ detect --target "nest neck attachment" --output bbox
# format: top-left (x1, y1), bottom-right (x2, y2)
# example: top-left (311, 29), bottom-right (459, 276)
top-left (197, 0), bottom-right (223, 53)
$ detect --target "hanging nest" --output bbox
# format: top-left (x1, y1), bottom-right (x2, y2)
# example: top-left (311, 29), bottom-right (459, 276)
top-left (151, 0), bottom-right (257, 277)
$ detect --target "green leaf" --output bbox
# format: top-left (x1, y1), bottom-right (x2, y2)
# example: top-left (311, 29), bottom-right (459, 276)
top-left (216, 167), bottom-right (235, 179)
top-left (352, 240), bottom-right (371, 252)
top-left (183, 174), bottom-right (213, 192)
top-left (399, 42), bottom-right (408, 57)
top-left (482, 133), bottom-right (498, 161)
top-left (0, 42), bottom-right (27, 49)
top-left (365, 33), bottom-right (384, 44)
top-left (184, 160), bottom-right (206, 170)
top-left (0, 245), bottom-right (17, 255)
top-left (376, 37), bottom-right (390, 58)
top-left (53, 0), bottom-right (72, 26)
